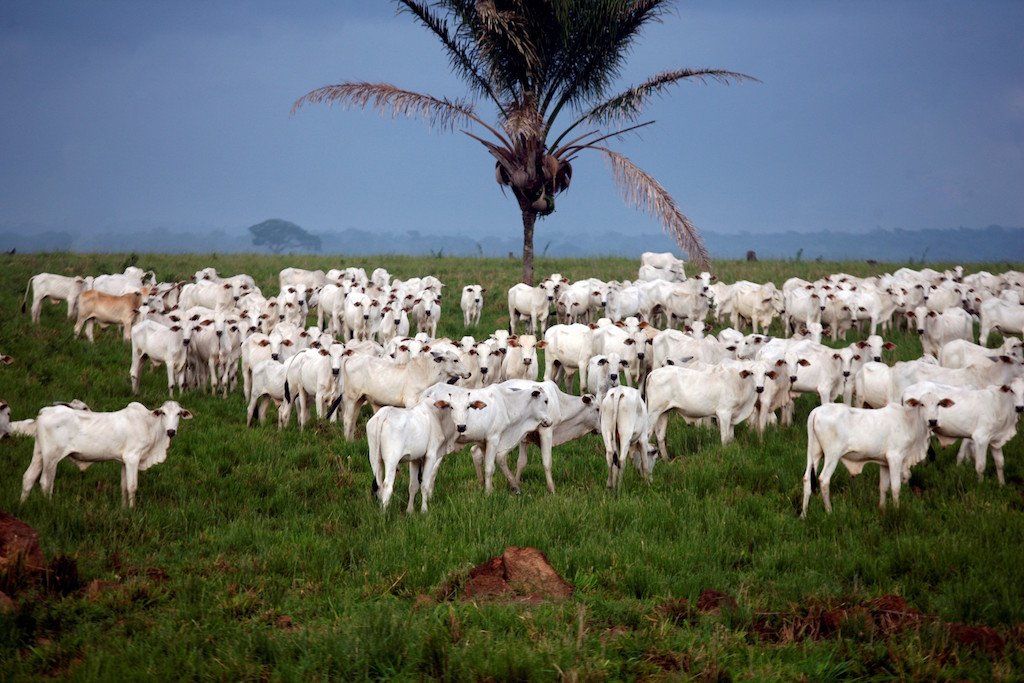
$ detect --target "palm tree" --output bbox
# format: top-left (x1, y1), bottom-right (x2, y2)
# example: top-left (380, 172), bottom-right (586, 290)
top-left (293, 0), bottom-right (754, 284)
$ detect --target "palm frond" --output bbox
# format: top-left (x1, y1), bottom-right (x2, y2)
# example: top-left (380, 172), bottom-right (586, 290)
top-left (502, 97), bottom-right (546, 140)
top-left (583, 68), bottom-right (757, 127)
top-left (474, 1), bottom-right (542, 74)
top-left (552, 120), bottom-right (655, 160)
top-left (291, 82), bottom-right (512, 147)
top-left (395, 0), bottom-right (506, 114)
top-left (597, 146), bottom-right (710, 269)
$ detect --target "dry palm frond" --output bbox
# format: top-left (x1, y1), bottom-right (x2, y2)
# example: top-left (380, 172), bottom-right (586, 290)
top-left (503, 99), bottom-right (545, 140)
top-left (597, 146), bottom-right (710, 268)
top-left (553, 120), bottom-right (655, 159)
top-left (584, 68), bottom-right (758, 127)
top-left (291, 82), bottom-right (474, 132)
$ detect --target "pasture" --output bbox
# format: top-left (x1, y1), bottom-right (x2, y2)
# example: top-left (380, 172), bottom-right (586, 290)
top-left (1, 252), bottom-right (1023, 680)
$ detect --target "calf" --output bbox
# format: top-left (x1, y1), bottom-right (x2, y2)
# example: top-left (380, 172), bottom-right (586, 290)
top-left (246, 360), bottom-right (292, 429)
top-left (601, 386), bottom-right (658, 488)
top-left (586, 353), bottom-right (625, 402)
top-left (502, 335), bottom-right (543, 381)
top-left (902, 379), bottom-right (1024, 485)
top-left (23, 273), bottom-right (87, 323)
top-left (461, 285), bottom-right (485, 326)
top-left (908, 306), bottom-right (973, 357)
top-left (801, 401), bottom-right (930, 516)
top-left (74, 290), bottom-right (144, 342)
top-left (543, 323), bottom-right (595, 392)
top-left (508, 282), bottom-right (555, 335)
top-left (21, 401), bottom-right (192, 508)
top-left (284, 347), bottom-right (343, 428)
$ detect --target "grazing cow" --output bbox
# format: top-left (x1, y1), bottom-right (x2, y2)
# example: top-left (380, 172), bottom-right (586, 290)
top-left (939, 337), bottom-right (1023, 369)
top-left (366, 398), bottom-right (456, 512)
top-left (334, 350), bottom-right (469, 440)
top-left (979, 299), bottom-right (1024, 345)
top-left (543, 323), bottom-right (595, 392)
top-left (600, 386), bottom-right (658, 488)
top-left (130, 320), bottom-right (191, 396)
top-left (423, 381), bottom-right (553, 494)
top-left (902, 379), bottom-right (1024, 485)
top-left (508, 282), bottom-right (556, 335)
top-left (646, 363), bottom-right (758, 457)
top-left (22, 273), bottom-right (87, 323)
top-left (74, 290), bottom-right (145, 342)
top-left (279, 267), bottom-right (327, 291)
top-left (888, 356), bottom-right (1024, 406)
top-left (20, 401), bottom-right (192, 508)
top-left (178, 280), bottom-right (235, 311)
top-left (507, 382), bottom-right (600, 494)
top-left (640, 252), bottom-right (686, 279)
top-left (246, 360), bottom-right (292, 429)
top-left (908, 306), bottom-right (973, 357)
top-left (461, 285), bottom-right (485, 326)
top-left (801, 401), bottom-right (931, 516)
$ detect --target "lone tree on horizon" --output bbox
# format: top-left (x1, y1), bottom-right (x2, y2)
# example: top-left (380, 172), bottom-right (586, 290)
top-left (249, 218), bottom-right (322, 254)
top-left (293, 0), bottom-right (753, 284)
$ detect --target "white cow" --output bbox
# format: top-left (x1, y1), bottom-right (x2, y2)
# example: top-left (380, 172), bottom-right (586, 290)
top-left (20, 401), bottom-right (192, 508)
top-left (801, 401), bottom-right (931, 516)
top-left (423, 381), bottom-right (552, 494)
top-left (979, 299), bottom-right (1024, 345)
top-left (178, 280), bottom-right (235, 311)
top-left (902, 379), bottom-right (1024, 485)
top-left (246, 360), bottom-right (292, 429)
top-left (585, 353), bottom-right (625, 402)
top-left (366, 398), bottom-right (456, 512)
top-left (640, 252), bottom-right (686, 280)
top-left (939, 337), bottom-right (1023, 369)
top-left (908, 306), bottom-right (973, 357)
top-left (600, 386), bottom-right (658, 488)
top-left (129, 320), bottom-right (191, 396)
top-left (502, 335), bottom-right (544, 381)
top-left (22, 273), bottom-right (87, 323)
top-left (645, 363), bottom-right (758, 456)
top-left (508, 282), bottom-right (555, 335)
top-left (334, 350), bottom-right (469, 440)
top-left (543, 323), bottom-right (595, 392)
top-left (279, 267), bottom-right (327, 291)
top-left (284, 347), bottom-right (343, 428)
top-left (461, 285), bottom-right (485, 327)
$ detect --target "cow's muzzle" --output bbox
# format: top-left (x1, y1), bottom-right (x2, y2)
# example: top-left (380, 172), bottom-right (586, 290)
top-left (457, 424), bottom-right (467, 433)
top-left (928, 419), bottom-right (938, 428)
top-left (755, 386), bottom-right (764, 394)
top-left (166, 429), bottom-right (176, 438)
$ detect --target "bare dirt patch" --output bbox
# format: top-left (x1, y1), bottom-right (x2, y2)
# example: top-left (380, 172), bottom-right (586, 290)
top-left (440, 547), bottom-right (573, 603)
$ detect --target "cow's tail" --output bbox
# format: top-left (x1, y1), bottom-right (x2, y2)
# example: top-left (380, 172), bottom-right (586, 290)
top-left (325, 393), bottom-right (343, 421)
top-left (284, 379), bottom-right (291, 404)
top-left (21, 276), bottom-right (33, 314)
top-left (366, 415), bottom-right (383, 497)
top-left (610, 391), bottom-right (625, 468)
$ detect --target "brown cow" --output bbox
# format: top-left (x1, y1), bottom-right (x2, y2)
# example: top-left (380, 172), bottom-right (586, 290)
top-left (74, 289), bottom-right (148, 342)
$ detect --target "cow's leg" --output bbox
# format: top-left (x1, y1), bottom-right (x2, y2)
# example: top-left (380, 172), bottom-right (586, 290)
top-left (40, 453), bottom-right (62, 498)
top-left (342, 395), bottom-right (362, 441)
top-left (716, 410), bottom-right (734, 446)
top-left (20, 445), bottom-right (45, 502)
top-left (471, 446), bottom-right (487, 489)
top-left (165, 360), bottom-right (176, 397)
top-left (605, 445), bottom-right (616, 489)
top-left (972, 437), bottom-right (991, 482)
top-left (955, 438), bottom-right (972, 465)
top-left (121, 465), bottom-right (129, 506)
top-left (32, 296), bottom-right (44, 324)
top-left (407, 460), bottom-right (422, 514)
top-left (246, 394), bottom-right (260, 427)
top-left (652, 410), bottom-right (670, 462)
top-left (991, 443), bottom-right (1006, 486)
top-left (540, 431), bottom-right (556, 494)
top-left (514, 442), bottom-right (530, 491)
top-left (482, 443), bottom-right (498, 494)
top-left (495, 449), bottom-right (520, 494)
top-left (817, 453), bottom-right (841, 514)
top-left (887, 459), bottom-right (902, 508)
top-left (878, 465), bottom-right (891, 510)
top-left (419, 454), bottom-right (442, 512)
top-left (131, 352), bottom-right (144, 395)
top-left (86, 319), bottom-right (95, 342)
top-left (378, 458), bottom-right (398, 510)
top-left (297, 391), bottom-right (309, 430)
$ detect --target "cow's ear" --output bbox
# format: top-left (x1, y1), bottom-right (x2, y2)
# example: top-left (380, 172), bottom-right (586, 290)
top-left (421, 345), bottom-right (432, 352)
top-left (1000, 385), bottom-right (1012, 393)
top-left (832, 353), bottom-right (841, 360)
top-left (624, 338), bottom-right (635, 345)
top-left (883, 342), bottom-right (897, 350)
top-left (725, 345), bottom-right (737, 352)
top-left (282, 339), bottom-right (294, 347)
top-left (319, 348), bottom-right (330, 356)
top-left (433, 400), bottom-right (450, 409)
top-left (928, 311), bottom-right (937, 318)
top-left (508, 339), bottom-right (519, 348)
top-left (535, 340), bottom-right (547, 349)
top-left (582, 395), bottom-right (593, 404)
top-left (766, 371), bottom-right (777, 380)
top-left (170, 325), bottom-right (181, 332)
top-left (152, 409), bottom-right (164, 417)
top-left (598, 358), bottom-right (608, 366)
top-left (258, 339), bottom-right (270, 347)
top-left (739, 369), bottom-right (752, 378)
top-left (938, 398), bottom-right (956, 407)
top-left (775, 359), bottom-right (786, 367)
top-left (530, 389), bottom-right (542, 398)
top-left (905, 398), bottom-right (921, 407)
top-left (588, 323), bottom-right (598, 329)
top-left (180, 409), bottom-right (193, 419)
top-left (433, 354), bottom-right (443, 363)
top-left (471, 400), bottom-right (488, 409)
top-left (1000, 355), bottom-right (1012, 364)
top-left (615, 320), bottom-right (625, 327)
top-left (798, 358), bottom-right (811, 366)
top-left (856, 341), bottom-right (867, 348)
top-left (343, 349), bottom-right (355, 356)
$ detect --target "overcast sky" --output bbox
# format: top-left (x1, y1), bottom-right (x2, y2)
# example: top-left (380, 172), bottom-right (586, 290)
top-left (2, 1), bottom-right (1022, 245)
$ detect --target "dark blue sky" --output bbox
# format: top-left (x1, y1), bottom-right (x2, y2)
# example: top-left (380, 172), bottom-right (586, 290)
top-left (2, 1), bottom-right (1022, 246)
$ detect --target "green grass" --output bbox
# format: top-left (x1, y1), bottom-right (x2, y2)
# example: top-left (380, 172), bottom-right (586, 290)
top-left (1, 252), bottom-right (1023, 680)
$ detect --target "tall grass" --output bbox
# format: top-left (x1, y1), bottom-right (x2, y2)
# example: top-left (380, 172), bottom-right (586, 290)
top-left (1, 252), bottom-right (1022, 680)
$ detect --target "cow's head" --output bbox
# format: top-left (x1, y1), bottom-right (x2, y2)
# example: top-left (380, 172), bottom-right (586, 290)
top-left (153, 401), bottom-right (193, 438)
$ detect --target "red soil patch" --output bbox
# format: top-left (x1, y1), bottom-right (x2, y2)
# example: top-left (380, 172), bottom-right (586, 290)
top-left (451, 547), bottom-right (573, 603)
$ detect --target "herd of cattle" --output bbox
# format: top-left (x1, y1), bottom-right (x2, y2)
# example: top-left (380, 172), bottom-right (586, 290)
top-left (3, 252), bottom-right (1024, 516)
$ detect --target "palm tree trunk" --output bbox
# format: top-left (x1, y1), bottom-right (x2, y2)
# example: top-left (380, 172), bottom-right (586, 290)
top-left (521, 208), bottom-right (537, 285)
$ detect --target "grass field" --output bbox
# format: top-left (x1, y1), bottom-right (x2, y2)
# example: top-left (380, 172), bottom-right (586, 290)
top-left (1, 252), bottom-right (1023, 681)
